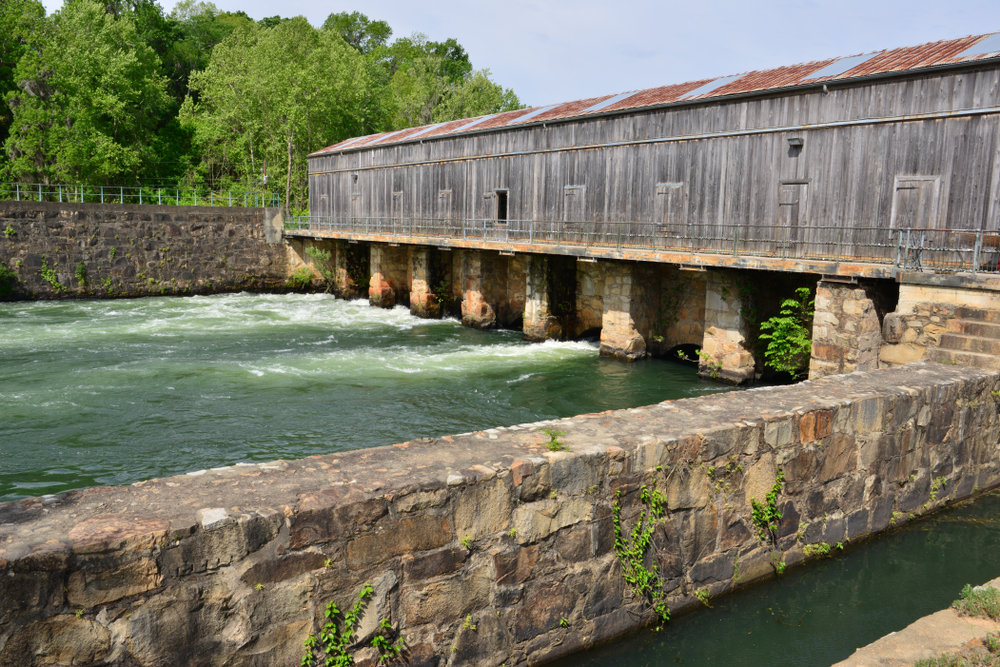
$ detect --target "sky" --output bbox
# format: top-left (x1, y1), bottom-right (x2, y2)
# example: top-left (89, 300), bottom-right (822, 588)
top-left (39, 0), bottom-right (1000, 107)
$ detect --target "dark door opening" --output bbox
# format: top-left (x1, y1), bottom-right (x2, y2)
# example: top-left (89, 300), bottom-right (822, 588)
top-left (496, 190), bottom-right (508, 222)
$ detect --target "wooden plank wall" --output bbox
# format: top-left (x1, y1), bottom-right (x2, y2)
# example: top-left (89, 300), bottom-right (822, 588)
top-left (308, 65), bottom-right (1000, 239)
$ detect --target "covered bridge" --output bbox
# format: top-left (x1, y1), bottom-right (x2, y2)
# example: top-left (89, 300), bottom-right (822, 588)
top-left (295, 33), bottom-right (1000, 383)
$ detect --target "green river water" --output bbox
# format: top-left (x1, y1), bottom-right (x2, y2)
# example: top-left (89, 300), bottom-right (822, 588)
top-left (2, 292), bottom-right (998, 666)
top-left (0, 292), bottom-right (724, 502)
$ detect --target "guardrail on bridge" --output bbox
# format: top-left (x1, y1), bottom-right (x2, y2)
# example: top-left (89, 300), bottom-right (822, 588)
top-left (0, 183), bottom-right (280, 208)
top-left (284, 216), bottom-right (1000, 275)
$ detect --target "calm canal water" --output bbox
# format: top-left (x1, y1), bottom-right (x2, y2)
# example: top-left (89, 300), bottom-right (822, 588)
top-left (0, 292), bottom-right (726, 502)
top-left (555, 490), bottom-right (1000, 667)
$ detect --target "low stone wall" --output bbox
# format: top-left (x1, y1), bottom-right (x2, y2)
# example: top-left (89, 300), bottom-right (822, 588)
top-left (0, 201), bottom-right (286, 299)
top-left (2, 363), bottom-right (999, 666)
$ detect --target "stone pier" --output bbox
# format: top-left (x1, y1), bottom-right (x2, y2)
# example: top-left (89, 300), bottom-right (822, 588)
top-left (809, 281), bottom-right (883, 378)
top-left (523, 255), bottom-right (561, 341)
top-left (369, 244), bottom-right (409, 308)
top-left (408, 247), bottom-right (439, 318)
top-left (599, 263), bottom-right (654, 361)
top-left (699, 271), bottom-right (755, 383)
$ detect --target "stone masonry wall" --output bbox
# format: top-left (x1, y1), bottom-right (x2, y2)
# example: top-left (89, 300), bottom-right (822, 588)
top-left (1, 363), bottom-right (998, 667)
top-left (699, 271), bottom-right (755, 383)
top-left (0, 201), bottom-right (286, 299)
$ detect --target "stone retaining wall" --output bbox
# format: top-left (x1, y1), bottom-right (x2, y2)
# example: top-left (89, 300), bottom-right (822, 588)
top-left (2, 363), bottom-right (999, 666)
top-left (0, 201), bottom-right (286, 299)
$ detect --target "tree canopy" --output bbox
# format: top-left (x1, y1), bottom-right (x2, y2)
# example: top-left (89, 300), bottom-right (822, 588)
top-left (0, 4), bottom-right (524, 212)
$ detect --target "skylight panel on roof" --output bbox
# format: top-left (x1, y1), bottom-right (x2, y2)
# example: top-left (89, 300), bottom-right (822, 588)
top-left (506, 105), bottom-right (558, 125)
top-left (367, 129), bottom-right (407, 145)
top-left (959, 33), bottom-right (1000, 58)
top-left (580, 91), bottom-right (639, 114)
top-left (454, 115), bottom-right (497, 132)
top-left (407, 123), bottom-right (446, 139)
top-left (682, 74), bottom-right (743, 99)
top-left (336, 136), bottom-right (365, 149)
top-left (803, 53), bottom-right (877, 80)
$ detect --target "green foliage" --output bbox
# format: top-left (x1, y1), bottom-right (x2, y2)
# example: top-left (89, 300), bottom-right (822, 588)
top-left (75, 261), bottom-right (87, 287)
top-left (461, 614), bottom-right (476, 631)
top-left (304, 246), bottom-right (335, 292)
top-left (558, 617), bottom-right (569, 628)
top-left (286, 265), bottom-right (314, 290)
top-left (0, 263), bottom-right (17, 297)
top-left (0, 0), bottom-right (45, 159)
top-left (803, 542), bottom-right (832, 557)
top-left (770, 552), bottom-right (786, 575)
top-left (750, 469), bottom-right (785, 543)
top-left (3, 225), bottom-right (14, 239)
top-left (370, 617), bottom-right (405, 664)
top-left (758, 287), bottom-right (815, 379)
top-left (4, 0), bottom-right (171, 183)
top-left (613, 485), bottom-right (671, 626)
top-left (433, 280), bottom-right (450, 304)
top-left (930, 476), bottom-right (948, 502)
top-left (954, 584), bottom-right (1000, 621)
top-left (302, 583), bottom-right (379, 667)
top-left (541, 427), bottom-right (568, 452)
top-left (914, 630), bottom-right (1000, 666)
top-left (459, 535), bottom-right (473, 550)
top-left (323, 11), bottom-right (392, 54)
top-left (695, 587), bottom-right (711, 607)
top-left (39, 257), bottom-right (64, 292)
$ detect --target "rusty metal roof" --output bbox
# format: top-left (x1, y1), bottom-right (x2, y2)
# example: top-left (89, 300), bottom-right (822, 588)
top-left (311, 31), bottom-right (1000, 157)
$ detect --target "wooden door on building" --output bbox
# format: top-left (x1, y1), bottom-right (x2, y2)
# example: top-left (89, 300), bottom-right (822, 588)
top-left (655, 182), bottom-right (686, 248)
top-left (391, 192), bottom-right (404, 229)
top-left (778, 182), bottom-right (808, 251)
top-left (890, 176), bottom-right (941, 229)
top-left (351, 193), bottom-right (361, 222)
top-left (438, 190), bottom-right (453, 233)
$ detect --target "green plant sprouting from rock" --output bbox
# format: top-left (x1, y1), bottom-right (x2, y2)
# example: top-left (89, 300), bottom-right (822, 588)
top-left (39, 257), bottom-right (65, 292)
top-left (286, 265), bottom-right (314, 290)
top-left (542, 427), bottom-right (568, 452)
top-left (302, 582), bottom-right (405, 666)
top-left (750, 469), bottom-right (785, 543)
top-left (954, 583), bottom-right (1000, 621)
top-left (758, 287), bottom-right (814, 379)
top-left (433, 280), bottom-right (451, 305)
top-left (4, 225), bottom-right (15, 239)
top-left (803, 542), bottom-right (832, 558)
top-left (613, 485), bottom-right (671, 626)
top-left (75, 261), bottom-right (87, 287)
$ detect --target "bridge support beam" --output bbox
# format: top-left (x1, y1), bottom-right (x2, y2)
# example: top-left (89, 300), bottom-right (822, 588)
top-left (599, 263), bottom-right (653, 361)
top-left (809, 281), bottom-right (882, 378)
top-left (369, 243), bottom-right (408, 308)
top-left (574, 260), bottom-right (605, 337)
top-left (699, 271), bottom-right (755, 383)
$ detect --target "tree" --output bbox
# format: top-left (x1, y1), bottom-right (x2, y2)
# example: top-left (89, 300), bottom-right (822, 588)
top-left (758, 287), bottom-right (815, 379)
top-left (434, 69), bottom-right (522, 122)
top-left (167, 0), bottom-right (252, 100)
top-left (181, 17), bottom-right (371, 212)
top-left (3, 0), bottom-right (170, 184)
top-left (0, 0), bottom-right (45, 165)
top-left (322, 11), bottom-right (391, 54)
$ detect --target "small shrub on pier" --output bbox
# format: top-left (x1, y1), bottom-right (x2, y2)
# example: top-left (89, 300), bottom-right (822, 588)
top-left (759, 287), bottom-right (814, 379)
top-left (954, 584), bottom-right (1000, 621)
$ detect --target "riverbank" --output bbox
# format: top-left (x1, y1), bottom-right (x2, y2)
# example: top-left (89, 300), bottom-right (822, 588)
top-left (2, 363), bottom-right (999, 666)
top-left (835, 577), bottom-right (1000, 667)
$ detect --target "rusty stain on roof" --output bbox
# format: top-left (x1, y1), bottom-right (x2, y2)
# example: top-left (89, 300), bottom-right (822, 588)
top-left (311, 32), bottom-right (1000, 157)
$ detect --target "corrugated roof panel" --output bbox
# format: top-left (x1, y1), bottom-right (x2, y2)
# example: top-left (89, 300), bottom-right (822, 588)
top-left (682, 74), bottom-right (744, 99)
top-left (310, 31), bottom-right (1000, 157)
top-left (803, 53), bottom-right (879, 80)
top-left (959, 32), bottom-right (1000, 58)
top-left (580, 91), bottom-right (639, 114)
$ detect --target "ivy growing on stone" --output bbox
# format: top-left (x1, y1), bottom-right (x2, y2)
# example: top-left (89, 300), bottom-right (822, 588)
top-left (612, 485), bottom-right (671, 626)
top-left (750, 469), bottom-right (785, 543)
top-left (302, 582), bottom-right (405, 667)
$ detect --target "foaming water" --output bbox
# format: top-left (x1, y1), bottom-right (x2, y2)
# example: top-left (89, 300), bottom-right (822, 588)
top-left (0, 293), bottom-right (728, 501)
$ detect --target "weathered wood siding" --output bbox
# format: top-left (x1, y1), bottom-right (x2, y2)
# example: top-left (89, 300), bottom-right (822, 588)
top-left (308, 65), bottom-right (1000, 237)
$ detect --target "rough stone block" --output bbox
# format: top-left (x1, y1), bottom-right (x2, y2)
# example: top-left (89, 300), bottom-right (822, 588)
top-left (403, 547), bottom-right (467, 581)
top-left (764, 419), bottom-right (794, 448)
top-left (67, 557), bottom-right (161, 607)
top-left (455, 477), bottom-right (513, 540)
top-left (401, 566), bottom-right (491, 626)
top-left (514, 498), bottom-right (594, 544)
top-left (346, 514), bottom-right (453, 569)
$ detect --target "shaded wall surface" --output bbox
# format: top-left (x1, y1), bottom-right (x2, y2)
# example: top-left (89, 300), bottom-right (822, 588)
top-left (1, 363), bottom-right (999, 666)
top-left (0, 202), bottom-right (286, 299)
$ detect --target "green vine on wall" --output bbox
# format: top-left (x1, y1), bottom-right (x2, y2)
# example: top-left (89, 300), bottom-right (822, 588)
top-left (39, 257), bottom-right (65, 292)
top-left (750, 469), bottom-right (785, 543)
top-left (613, 485), bottom-right (671, 626)
top-left (305, 246), bottom-right (335, 292)
top-left (302, 583), bottom-right (405, 667)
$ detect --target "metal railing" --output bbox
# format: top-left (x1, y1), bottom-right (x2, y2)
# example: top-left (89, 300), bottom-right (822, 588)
top-left (0, 182), bottom-right (280, 208)
top-left (284, 216), bottom-right (1000, 274)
